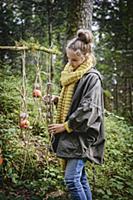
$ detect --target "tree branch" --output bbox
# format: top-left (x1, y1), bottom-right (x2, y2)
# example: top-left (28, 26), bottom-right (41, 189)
top-left (0, 45), bottom-right (60, 54)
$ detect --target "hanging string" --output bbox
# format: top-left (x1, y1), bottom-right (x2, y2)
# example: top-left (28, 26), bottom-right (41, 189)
top-left (34, 51), bottom-right (42, 91)
top-left (41, 48), bottom-right (56, 174)
top-left (21, 50), bottom-right (27, 113)
top-left (33, 51), bottom-right (45, 125)
top-left (18, 50), bottom-right (30, 129)
top-left (46, 54), bottom-right (53, 125)
top-left (45, 52), bottom-right (54, 154)
top-left (19, 50), bottom-right (31, 178)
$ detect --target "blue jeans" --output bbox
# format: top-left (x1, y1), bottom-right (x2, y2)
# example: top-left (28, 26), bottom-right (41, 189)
top-left (64, 159), bottom-right (92, 200)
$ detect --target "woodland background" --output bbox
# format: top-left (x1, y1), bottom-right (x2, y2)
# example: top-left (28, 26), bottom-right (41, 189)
top-left (0, 0), bottom-right (133, 200)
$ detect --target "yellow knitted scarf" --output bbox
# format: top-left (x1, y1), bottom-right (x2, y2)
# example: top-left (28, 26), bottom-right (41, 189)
top-left (56, 57), bottom-right (94, 123)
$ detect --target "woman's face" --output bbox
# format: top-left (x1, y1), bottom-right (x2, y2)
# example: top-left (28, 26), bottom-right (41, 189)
top-left (66, 49), bottom-right (85, 70)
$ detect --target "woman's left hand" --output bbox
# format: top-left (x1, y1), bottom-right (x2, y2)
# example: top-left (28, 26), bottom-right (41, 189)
top-left (48, 124), bottom-right (66, 135)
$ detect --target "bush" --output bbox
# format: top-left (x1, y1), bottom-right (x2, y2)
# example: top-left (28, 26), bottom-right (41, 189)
top-left (87, 112), bottom-right (133, 200)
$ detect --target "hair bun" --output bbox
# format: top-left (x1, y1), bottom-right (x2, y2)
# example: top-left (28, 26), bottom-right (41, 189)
top-left (77, 29), bottom-right (93, 44)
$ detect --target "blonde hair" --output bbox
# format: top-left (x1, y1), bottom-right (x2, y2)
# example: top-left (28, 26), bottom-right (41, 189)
top-left (66, 29), bottom-right (96, 65)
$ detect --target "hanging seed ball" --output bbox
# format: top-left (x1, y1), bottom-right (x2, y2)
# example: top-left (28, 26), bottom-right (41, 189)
top-left (33, 88), bottom-right (42, 98)
top-left (19, 119), bottom-right (30, 129)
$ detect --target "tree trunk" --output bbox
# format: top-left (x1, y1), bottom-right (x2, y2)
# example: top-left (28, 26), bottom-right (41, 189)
top-left (78, 0), bottom-right (93, 30)
top-left (66, 0), bottom-right (93, 37)
top-left (64, 0), bottom-right (93, 64)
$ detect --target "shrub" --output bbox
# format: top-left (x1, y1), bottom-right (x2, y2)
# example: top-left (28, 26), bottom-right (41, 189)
top-left (87, 112), bottom-right (133, 200)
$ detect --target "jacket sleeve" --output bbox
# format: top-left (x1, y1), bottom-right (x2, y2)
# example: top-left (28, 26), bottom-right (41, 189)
top-left (67, 73), bottom-right (104, 134)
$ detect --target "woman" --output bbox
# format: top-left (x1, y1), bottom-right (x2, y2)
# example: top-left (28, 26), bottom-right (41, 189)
top-left (48, 29), bottom-right (105, 200)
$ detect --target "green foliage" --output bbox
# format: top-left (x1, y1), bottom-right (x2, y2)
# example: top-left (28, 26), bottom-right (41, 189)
top-left (0, 113), bottom-right (64, 198)
top-left (0, 68), bottom-right (64, 199)
top-left (0, 73), bottom-right (132, 199)
top-left (86, 113), bottom-right (133, 200)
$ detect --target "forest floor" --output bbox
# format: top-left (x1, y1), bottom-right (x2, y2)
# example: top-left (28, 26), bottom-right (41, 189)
top-left (0, 187), bottom-right (70, 200)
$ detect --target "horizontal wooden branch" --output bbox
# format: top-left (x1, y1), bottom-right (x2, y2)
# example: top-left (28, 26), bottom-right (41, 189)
top-left (0, 45), bottom-right (60, 54)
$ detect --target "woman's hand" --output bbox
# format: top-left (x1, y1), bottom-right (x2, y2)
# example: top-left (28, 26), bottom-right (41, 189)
top-left (43, 95), bottom-right (59, 105)
top-left (48, 124), bottom-right (65, 135)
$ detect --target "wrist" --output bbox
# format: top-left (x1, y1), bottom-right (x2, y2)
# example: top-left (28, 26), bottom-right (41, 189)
top-left (64, 121), bottom-right (73, 133)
